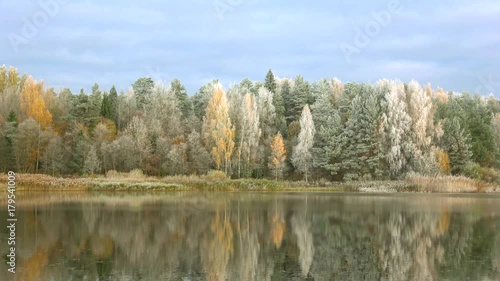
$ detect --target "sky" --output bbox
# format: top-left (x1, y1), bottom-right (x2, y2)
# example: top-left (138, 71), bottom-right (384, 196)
top-left (1, 0), bottom-right (499, 97)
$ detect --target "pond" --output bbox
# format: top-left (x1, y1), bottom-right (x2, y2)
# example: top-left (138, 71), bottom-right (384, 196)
top-left (1, 192), bottom-right (499, 280)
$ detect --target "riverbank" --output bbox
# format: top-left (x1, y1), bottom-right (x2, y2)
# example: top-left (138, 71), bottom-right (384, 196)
top-left (0, 172), bottom-right (499, 193)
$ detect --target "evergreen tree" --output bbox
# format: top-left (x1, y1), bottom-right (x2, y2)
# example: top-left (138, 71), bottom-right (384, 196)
top-left (441, 117), bottom-right (473, 174)
top-left (264, 69), bottom-right (277, 94)
top-left (132, 77), bottom-right (154, 109)
top-left (311, 80), bottom-right (342, 179)
top-left (171, 78), bottom-right (192, 119)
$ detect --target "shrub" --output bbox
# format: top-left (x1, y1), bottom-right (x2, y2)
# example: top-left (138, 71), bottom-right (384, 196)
top-left (106, 170), bottom-right (121, 179)
top-left (204, 170), bottom-right (228, 181)
top-left (129, 169), bottom-right (145, 179)
top-left (479, 167), bottom-right (500, 184)
top-left (463, 162), bottom-right (481, 179)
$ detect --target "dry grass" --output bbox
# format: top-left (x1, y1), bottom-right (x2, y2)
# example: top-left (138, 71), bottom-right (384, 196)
top-left (0, 173), bottom-right (87, 191)
top-left (1, 172), bottom-right (499, 193)
top-left (405, 173), bottom-right (496, 193)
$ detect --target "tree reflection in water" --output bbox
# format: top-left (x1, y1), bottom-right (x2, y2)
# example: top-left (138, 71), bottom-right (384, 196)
top-left (0, 193), bottom-right (499, 281)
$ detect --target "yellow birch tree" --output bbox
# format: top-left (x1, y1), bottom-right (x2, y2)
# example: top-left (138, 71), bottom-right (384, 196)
top-left (20, 76), bottom-right (52, 128)
top-left (269, 132), bottom-right (287, 180)
top-left (203, 83), bottom-right (235, 174)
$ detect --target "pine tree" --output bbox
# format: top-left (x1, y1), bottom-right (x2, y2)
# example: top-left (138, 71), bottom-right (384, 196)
top-left (292, 105), bottom-right (315, 182)
top-left (442, 117), bottom-right (473, 174)
top-left (171, 78), bottom-right (192, 119)
top-left (311, 80), bottom-right (342, 178)
top-left (132, 77), bottom-right (154, 110)
top-left (273, 89), bottom-right (287, 136)
top-left (290, 75), bottom-right (311, 121)
top-left (264, 69), bottom-right (277, 94)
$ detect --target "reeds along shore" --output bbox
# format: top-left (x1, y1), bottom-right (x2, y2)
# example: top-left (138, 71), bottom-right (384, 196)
top-left (0, 172), bottom-right (499, 193)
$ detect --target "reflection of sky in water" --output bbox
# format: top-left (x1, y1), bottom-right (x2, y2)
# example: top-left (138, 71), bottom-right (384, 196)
top-left (0, 192), bottom-right (499, 281)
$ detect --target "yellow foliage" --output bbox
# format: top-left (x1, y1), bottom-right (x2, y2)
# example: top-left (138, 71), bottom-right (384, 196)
top-left (436, 149), bottom-right (451, 175)
top-left (203, 209), bottom-right (234, 281)
top-left (270, 133), bottom-right (287, 179)
top-left (436, 212), bottom-right (450, 236)
top-left (203, 84), bottom-right (235, 173)
top-left (20, 76), bottom-right (52, 128)
top-left (271, 214), bottom-right (286, 249)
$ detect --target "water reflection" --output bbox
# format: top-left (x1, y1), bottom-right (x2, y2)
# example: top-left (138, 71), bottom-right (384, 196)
top-left (0, 192), bottom-right (499, 281)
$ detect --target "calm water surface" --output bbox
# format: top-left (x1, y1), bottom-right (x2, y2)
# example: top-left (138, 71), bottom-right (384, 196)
top-left (1, 192), bottom-right (499, 281)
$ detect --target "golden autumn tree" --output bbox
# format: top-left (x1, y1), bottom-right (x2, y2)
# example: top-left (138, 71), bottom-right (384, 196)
top-left (202, 83), bottom-right (235, 174)
top-left (269, 132), bottom-right (287, 180)
top-left (20, 76), bottom-right (52, 128)
top-left (435, 148), bottom-right (451, 175)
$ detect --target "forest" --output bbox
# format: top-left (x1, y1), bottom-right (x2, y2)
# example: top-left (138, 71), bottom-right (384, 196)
top-left (0, 65), bottom-right (499, 183)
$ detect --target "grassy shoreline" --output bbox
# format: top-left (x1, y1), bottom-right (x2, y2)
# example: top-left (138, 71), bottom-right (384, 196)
top-left (1, 173), bottom-right (499, 193)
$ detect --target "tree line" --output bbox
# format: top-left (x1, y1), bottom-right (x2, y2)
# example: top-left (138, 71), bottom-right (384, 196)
top-left (0, 65), bottom-right (499, 181)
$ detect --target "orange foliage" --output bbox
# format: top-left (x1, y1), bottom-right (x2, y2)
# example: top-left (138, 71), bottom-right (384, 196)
top-left (271, 214), bottom-right (286, 249)
top-left (436, 212), bottom-right (451, 236)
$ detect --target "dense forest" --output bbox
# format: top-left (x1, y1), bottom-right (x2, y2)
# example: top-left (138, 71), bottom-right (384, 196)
top-left (0, 65), bottom-right (499, 182)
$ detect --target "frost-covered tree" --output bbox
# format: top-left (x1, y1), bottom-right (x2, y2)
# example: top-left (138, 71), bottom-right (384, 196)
top-left (257, 87), bottom-right (276, 139)
top-left (237, 93), bottom-right (261, 177)
top-left (125, 116), bottom-right (152, 170)
top-left (83, 145), bottom-right (101, 175)
top-left (379, 80), bottom-right (413, 178)
top-left (292, 105), bottom-right (315, 182)
top-left (132, 77), bottom-right (154, 110)
top-left (144, 81), bottom-right (182, 138)
top-left (406, 80), bottom-right (435, 172)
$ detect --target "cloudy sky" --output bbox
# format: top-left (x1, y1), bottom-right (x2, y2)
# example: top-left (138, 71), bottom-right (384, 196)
top-left (1, 0), bottom-right (499, 96)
